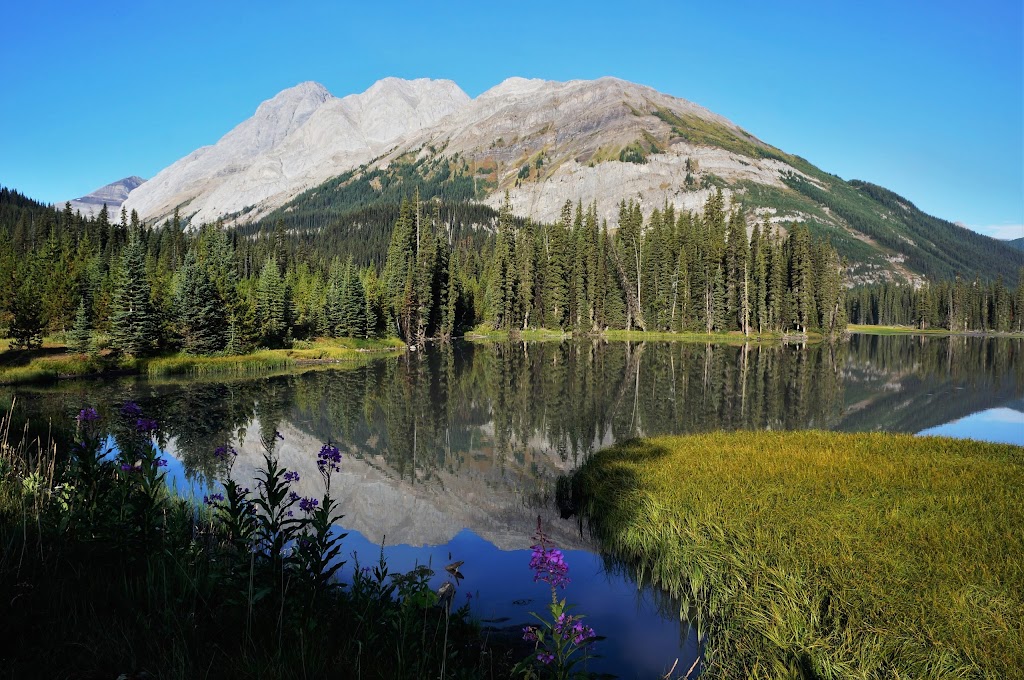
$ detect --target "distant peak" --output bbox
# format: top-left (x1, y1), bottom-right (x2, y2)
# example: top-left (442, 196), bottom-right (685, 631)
top-left (362, 77), bottom-right (468, 99)
top-left (283, 81), bottom-right (332, 98)
top-left (256, 81), bottom-right (333, 113)
top-left (478, 77), bottom-right (549, 99)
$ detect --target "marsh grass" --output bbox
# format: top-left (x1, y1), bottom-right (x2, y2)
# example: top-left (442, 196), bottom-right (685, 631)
top-left (575, 431), bottom-right (1024, 679)
top-left (0, 337), bottom-right (402, 385)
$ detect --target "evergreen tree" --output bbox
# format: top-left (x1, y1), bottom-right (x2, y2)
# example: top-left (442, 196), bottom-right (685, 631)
top-left (176, 253), bottom-right (227, 355)
top-left (110, 231), bottom-right (156, 356)
top-left (254, 256), bottom-right (287, 347)
top-left (68, 298), bottom-right (92, 353)
top-left (8, 279), bottom-right (44, 350)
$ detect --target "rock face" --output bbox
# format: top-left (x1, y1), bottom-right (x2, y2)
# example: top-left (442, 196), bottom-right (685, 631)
top-left (123, 75), bottom-right (809, 228)
top-left (397, 76), bottom-right (812, 225)
top-left (123, 79), bottom-right (470, 227)
top-left (59, 175), bottom-right (145, 218)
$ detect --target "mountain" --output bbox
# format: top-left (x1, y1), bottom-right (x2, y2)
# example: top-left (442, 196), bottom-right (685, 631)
top-left (125, 77), bottom-right (1024, 284)
top-left (1009, 237), bottom-right (1024, 252)
top-left (59, 175), bottom-right (145, 218)
top-left (122, 79), bottom-right (470, 228)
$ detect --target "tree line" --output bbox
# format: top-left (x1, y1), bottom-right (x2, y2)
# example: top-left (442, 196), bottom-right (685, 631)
top-left (848, 274), bottom-right (1024, 332)
top-left (1, 185), bottom-right (847, 354)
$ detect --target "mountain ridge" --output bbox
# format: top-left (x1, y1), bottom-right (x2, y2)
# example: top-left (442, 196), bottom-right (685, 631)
top-left (122, 76), bottom-right (1023, 284)
top-left (59, 175), bottom-right (146, 218)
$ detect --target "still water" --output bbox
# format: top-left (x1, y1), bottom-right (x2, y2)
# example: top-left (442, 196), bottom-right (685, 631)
top-left (3, 334), bottom-right (1021, 677)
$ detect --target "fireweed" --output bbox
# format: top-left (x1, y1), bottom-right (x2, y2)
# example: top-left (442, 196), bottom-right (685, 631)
top-left (3, 405), bottom-right (494, 678)
top-left (203, 434), bottom-right (348, 616)
top-left (515, 517), bottom-right (599, 680)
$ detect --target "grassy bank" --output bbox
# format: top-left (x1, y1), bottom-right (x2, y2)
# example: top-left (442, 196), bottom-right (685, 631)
top-left (848, 324), bottom-right (1024, 338)
top-left (464, 327), bottom-right (822, 344)
top-left (0, 337), bottom-right (404, 385)
top-left (574, 431), bottom-right (1024, 679)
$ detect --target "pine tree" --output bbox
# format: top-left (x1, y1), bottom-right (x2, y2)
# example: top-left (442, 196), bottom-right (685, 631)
top-left (254, 256), bottom-right (287, 347)
top-left (68, 298), bottom-right (92, 353)
top-left (340, 263), bottom-right (367, 338)
top-left (110, 231), bottom-right (155, 356)
top-left (176, 253), bottom-right (226, 354)
top-left (9, 279), bottom-right (44, 350)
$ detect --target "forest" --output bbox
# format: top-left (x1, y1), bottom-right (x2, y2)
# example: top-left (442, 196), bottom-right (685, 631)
top-left (848, 276), bottom-right (1024, 331)
top-left (0, 184), bottom-right (855, 354)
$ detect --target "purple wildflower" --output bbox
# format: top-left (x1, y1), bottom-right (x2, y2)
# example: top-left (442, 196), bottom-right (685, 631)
top-left (203, 493), bottom-right (225, 506)
top-left (529, 517), bottom-right (570, 588)
top-left (317, 442), bottom-right (342, 474)
top-left (135, 418), bottom-right (158, 434)
top-left (522, 626), bottom-right (539, 643)
top-left (298, 496), bottom-right (319, 513)
top-left (529, 544), bottom-right (570, 588)
top-left (283, 470), bottom-right (300, 483)
top-left (156, 458), bottom-right (168, 467)
top-left (573, 623), bottom-right (596, 645)
top-left (120, 463), bottom-right (133, 472)
top-left (77, 407), bottom-right (99, 423)
top-left (537, 652), bottom-right (555, 665)
top-left (288, 491), bottom-right (300, 503)
top-left (119, 402), bottom-right (143, 418)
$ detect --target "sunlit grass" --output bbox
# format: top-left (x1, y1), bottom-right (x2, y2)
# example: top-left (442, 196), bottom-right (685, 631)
top-left (848, 324), bottom-right (1024, 338)
top-left (576, 431), bottom-right (1024, 679)
top-left (0, 338), bottom-right (403, 384)
top-left (463, 327), bottom-right (823, 344)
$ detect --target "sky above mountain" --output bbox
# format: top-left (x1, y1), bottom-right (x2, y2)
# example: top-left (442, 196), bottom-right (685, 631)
top-left (2, 0), bottom-right (1020, 240)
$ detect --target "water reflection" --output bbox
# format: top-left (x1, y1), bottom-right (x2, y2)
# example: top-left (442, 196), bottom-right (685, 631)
top-left (2, 335), bottom-right (1021, 676)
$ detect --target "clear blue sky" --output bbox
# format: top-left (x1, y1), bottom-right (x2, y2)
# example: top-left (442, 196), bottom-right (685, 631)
top-left (2, 0), bottom-right (1021, 239)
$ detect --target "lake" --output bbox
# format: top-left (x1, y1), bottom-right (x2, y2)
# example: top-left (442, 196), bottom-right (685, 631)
top-left (2, 334), bottom-right (1021, 678)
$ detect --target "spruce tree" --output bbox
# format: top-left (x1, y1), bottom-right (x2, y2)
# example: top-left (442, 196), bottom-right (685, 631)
top-left (176, 253), bottom-right (226, 355)
top-left (9, 280), bottom-right (44, 350)
top-left (68, 299), bottom-right (92, 353)
top-left (254, 257), bottom-right (286, 347)
top-left (110, 231), bottom-right (155, 356)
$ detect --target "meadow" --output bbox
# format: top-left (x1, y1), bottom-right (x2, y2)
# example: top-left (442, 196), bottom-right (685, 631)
top-left (573, 431), bottom-right (1024, 679)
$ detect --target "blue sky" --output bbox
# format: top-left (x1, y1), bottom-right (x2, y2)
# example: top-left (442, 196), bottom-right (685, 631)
top-left (1, 0), bottom-right (1021, 239)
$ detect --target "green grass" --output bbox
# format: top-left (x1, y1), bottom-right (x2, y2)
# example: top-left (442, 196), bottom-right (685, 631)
top-left (574, 431), bottom-right (1024, 679)
top-left (463, 327), bottom-right (826, 345)
top-left (0, 338), bottom-right (404, 385)
top-left (464, 326), bottom-right (573, 342)
top-left (848, 324), bottom-right (1024, 338)
top-left (602, 329), bottom-right (813, 344)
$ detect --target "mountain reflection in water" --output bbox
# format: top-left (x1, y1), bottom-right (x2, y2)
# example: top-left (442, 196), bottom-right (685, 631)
top-left (3, 335), bottom-right (1020, 677)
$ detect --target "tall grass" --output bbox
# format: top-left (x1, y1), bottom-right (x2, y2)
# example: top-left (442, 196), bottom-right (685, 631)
top-left (0, 406), bottom-right (507, 679)
top-left (574, 431), bottom-right (1024, 679)
top-left (0, 337), bottom-right (403, 385)
top-left (145, 351), bottom-right (295, 376)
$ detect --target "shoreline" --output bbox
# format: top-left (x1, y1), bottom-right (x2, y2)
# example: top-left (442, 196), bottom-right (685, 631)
top-left (0, 338), bottom-right (405, 386)
top-left (847, 323), bottom-right (1024, 338)
top-left (572, 431), bottom-right (1024, 677)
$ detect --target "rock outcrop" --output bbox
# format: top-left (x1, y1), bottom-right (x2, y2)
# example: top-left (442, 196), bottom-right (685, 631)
top-left (59, 175), bottom-right (146, 218)
top-left (123, 79), bottom-right (469, 227)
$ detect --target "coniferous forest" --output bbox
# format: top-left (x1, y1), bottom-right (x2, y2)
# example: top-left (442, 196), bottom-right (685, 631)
top-left (4, 182), bottom-right (1019, 355)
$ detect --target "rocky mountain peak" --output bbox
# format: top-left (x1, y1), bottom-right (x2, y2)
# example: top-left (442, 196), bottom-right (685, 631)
top-left (59, 175), bottom-right (146, 218)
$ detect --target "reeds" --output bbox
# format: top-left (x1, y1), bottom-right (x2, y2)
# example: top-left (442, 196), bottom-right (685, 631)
top-left (575, 431), bottom-right (1024, 679)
